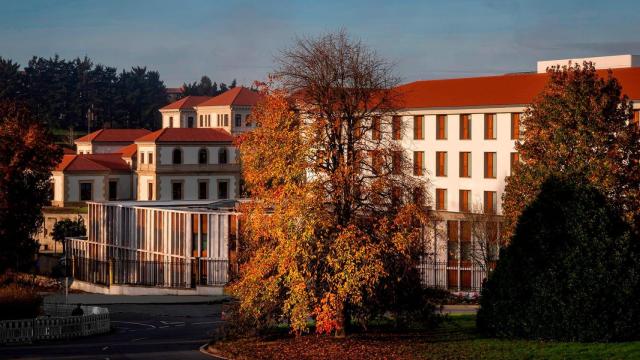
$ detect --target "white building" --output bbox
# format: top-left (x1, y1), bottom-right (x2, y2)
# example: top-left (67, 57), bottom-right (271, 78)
top-left (75, 129), bottom-right (151, 154)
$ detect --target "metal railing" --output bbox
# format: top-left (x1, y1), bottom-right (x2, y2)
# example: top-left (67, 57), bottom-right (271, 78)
top-left (418, 259), bottom-right (492, 292)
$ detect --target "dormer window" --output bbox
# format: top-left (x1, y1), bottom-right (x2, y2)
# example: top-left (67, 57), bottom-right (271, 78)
top-left (172, 148), bottom-right (182, 164)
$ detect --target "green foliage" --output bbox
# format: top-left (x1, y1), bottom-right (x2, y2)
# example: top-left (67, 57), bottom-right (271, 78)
top-left (51, 218), bottom-right (86, 243)
top-left (0, 55), bottom-right (168, 130)
top-left (0, 283), bottom-right (42, 320)
top-left (478, 176), bottom-right (640, 341)
top-left (182, 75), bottom-right (237, 96)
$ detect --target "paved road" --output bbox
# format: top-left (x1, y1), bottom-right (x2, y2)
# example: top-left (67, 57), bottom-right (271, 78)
top-left (1, 303), bottom-right (224, 360)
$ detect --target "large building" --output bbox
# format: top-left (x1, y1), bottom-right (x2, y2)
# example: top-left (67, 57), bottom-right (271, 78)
top-left (62, 55), bottom-right (640, 293)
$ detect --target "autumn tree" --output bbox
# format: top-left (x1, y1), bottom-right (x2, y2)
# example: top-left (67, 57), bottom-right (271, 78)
top-left (0, 101), bottom-right (61, 272)
top-left (460, 205), bottom-right (505, 273)
top-left (230, 31), bottom-right (432, 337)
top-left (502, 62), bottom-right (640, 238)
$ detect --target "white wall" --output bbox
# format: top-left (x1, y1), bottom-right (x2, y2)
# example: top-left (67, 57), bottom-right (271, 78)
top-left (158, 145), bottom-right (236, 165)
top-left (157, 175), bottom-right (237, 201)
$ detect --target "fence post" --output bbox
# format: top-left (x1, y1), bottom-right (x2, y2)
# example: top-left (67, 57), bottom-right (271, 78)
top-left (71, 255), bottom-right (76, 278)
top-left (109, 258), bottom-right (114, 286)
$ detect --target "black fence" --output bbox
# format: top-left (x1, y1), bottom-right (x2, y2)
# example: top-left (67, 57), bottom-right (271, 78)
top-left (70, 257), bottom-right (229, 289)
top-left (417, 259), bottom-right (490, 292)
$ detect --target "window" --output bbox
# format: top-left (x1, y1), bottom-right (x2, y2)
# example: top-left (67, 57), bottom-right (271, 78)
top-left (235, 114), bottom-right (242, 127)
top-left (218, 180), bottom-right (229, 199)
top-left (392, 116), bottom-right (401, 140)
top-left (198, 148), bottom-right (208, 164)
top-left (460, 114), bottom-right (471, 140)
top-left (510, 152), bottom-right (519, 175)
top-left (436, 151), bottom-right (447, 177)
top-left (147, 182), bottom-right (154, 200)
top-left (199, 114), bottom-right (204, 127)
top-left (172, 182), bottom-right (183, 200)
top-left (484, 114), bottom-right (496, 139)
top-left (218, 148), bottom-right (228, 164)
top-left (413, 186), bottom-right (425, 205)
top-left (447, 221), bottom-right (458, 261)
top-left (413, 115), bottom-right (424, 140)
top-left (372, 117), bottom-right (381, 140)
top-left (172, 148), bottom-right (182, 164)
top-left (459, 152), bottom-right (471, 178)
top-left (224, 114), bottom-right (229, 126)
top-left (392, 151), bottom-right (402, 175)
top-left (148, 152), bottom-right (153, 165)
top-left (108, 180), bottom-right (117, 201)
top-left (370, 150), bottom-right (383, 175)
top-left (633, 110), bottom-right (639, 129)
top-left (459, 190), bottom-right (471, 212)
top-left (169, 116), bottom-right (174, 128)
top-left (460, 221), bottom-right (471, 262)
top-left (245, 114), bottom-right (252, 127)
top-left (198, 180), bottom-right (208, 200)
top-left (413, 151), bottom-right (424, 176)
top-left (436, 188), bottom-right (447, 210)
top-left (436, 114), bottom-right (447, 139)
top-left (140, 152), bottom-right (145, 164)
top-left (80, 182), bottom-right (92, 201)
top-left (484, 152), bottom-right (496, 178)
top-left (217, 114), bottom-right (220, 127)
top-left (188, 117), bottom-right (194, 128)
top-left (484, 191), bottom-right (497, 214)
top-left (511, 113), bottom-right (521, 140)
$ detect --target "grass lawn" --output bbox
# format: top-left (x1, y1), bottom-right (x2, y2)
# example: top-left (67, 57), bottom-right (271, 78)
top-left (210, 315), bottom-right (640, 359)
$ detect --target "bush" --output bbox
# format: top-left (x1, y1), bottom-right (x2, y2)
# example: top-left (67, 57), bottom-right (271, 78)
top-left (477, 176), bottom-right (640, 341)
top-left (0, 283), bottom-right (43, 320)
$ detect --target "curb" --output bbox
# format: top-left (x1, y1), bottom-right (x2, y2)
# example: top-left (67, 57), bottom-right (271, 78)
top-left (199, 342), bottom-right (229, 360)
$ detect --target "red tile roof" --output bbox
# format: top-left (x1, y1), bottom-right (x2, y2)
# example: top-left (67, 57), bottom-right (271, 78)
top-left (115, 143), bottom-right (137, 158)
top-left (61, 147), bottom-right (75, 155)
top-left (55, 154), bottom-right (131, 172)
top-left (396, 67), bottom-right (640, 109)
top-left (135, 128), bottom-right (234, 143)
top-left (198, 87), bottom-right (261, 107)
top-left (75, 129), bottom-right (152, 143)
top-left (161, 96), bottom-right (211, 110)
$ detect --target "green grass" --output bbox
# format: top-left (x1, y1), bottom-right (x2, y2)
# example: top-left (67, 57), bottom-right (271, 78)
top-left (419, 315), bottom-right (640, 359)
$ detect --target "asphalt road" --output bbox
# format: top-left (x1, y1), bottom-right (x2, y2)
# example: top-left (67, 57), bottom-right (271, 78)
top-left (1, 303), bottom-right (224, 360)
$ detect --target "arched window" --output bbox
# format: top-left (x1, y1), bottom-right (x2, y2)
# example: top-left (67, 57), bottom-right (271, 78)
top-left (218, 148), bottom-right (228, 164)
top-left (172, 148), bottom-right (182, 164)
top-left (198, 148), bottom-right (208, 164)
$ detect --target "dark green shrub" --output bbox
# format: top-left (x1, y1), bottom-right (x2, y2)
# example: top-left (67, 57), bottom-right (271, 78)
top-left (0, 283), bottom-right (43, 320)
top-left (477, 176), bottom-right (640, 341)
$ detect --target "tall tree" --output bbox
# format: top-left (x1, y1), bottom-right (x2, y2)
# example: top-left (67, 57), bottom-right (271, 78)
top-left (503, 62), bottom-right (640, 238)
top-left (0, 101), bottom-right (61, 271)
top-left (230, 31), bottom-right (431, 337)
top-left (0, 57), bottom-right (23, 101)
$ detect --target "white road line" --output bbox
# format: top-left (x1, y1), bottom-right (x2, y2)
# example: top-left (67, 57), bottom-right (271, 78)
top-left (159, 325), bottom-right (169, 328)
top-left (111, 321), bottom-right (157, 329)
top-left (131, 337), bottom-right (147, 342)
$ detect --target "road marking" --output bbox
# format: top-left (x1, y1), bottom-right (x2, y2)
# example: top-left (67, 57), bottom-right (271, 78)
top-left (132, 337), bottom-right (147, 342)
top-left (192, 321), bottom-right (225, 325)
top-left (102, 346), bottom-right (109, 351)
top-left (111, 321), bottom-right (157, 329)
top-left (159, 325), bottom-right (169, 328)
top-left (160, 321), bottom-right (184, 325)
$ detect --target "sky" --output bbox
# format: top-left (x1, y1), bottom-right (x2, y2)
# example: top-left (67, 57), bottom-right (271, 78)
top-left (1, 0), bottom-right (640, 87)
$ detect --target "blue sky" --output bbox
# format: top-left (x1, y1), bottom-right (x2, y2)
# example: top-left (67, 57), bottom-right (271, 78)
top-left (1, 0), bottom-right (640, 86)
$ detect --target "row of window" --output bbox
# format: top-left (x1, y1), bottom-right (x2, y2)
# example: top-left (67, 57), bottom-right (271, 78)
top-left (79, 180), bottom-right (118, 201)
top-left (169, 180), bottom-right (229, 201)
top-left (169, 113), bottom-right (252, 129)
top-left (383, 113), bottom-right (522, 141)
top-left (435, 189), bottom-right (498, 214)
top-left (388, 151), bottom-right (519, 178)
top-left (140, 148), bottom-right (229, 166)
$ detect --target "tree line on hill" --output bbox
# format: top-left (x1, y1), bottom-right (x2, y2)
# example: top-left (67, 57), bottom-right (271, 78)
top-left (0, 55), bottom-right (239, 131)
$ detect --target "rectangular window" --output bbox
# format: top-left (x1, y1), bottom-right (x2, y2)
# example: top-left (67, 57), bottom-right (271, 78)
top-left (245, 114), bottom-right (251, 127)
top-left (235, 114), bottom-right (242, 127)
top-left (217, 114), bottom-right (220, 127)
top-left (436, 188), bottom-right (447, 210)
top-left (199, 114), bottom-right (203, 127)
top-left (484, 191), bottom-right (497, 214)
top-left (370, 150), bottom-right (383, 175)
top-left (392, 116), bottom-right (401, 140)
top-left (413, 151), bottom-right (424, 176)
top-left (436, 114), bottom-right (447, 140)
top-left (511, 113), bottom-right (521, 140)
top-left (372, 117), bottom-right (381, 140)
top-left (413, 115), bottom-right (424, 140)
top-left (148, 152), bottom-right (153, 165)
top-left (484, 152), bottom-right (497, 178)
top-left (413, 186), bottom-right (425, 205)
top-left (172, 182), bottom-right (183, 200)
top-left (460, 114), bottom-right (471, 140)
top-left (198, 180), bottom-right (208, 200)
top-left (108, 180), bottom-right (117, 201)
top-left (392, 151), bottom-right (402, 175)
top-left (460, 221), bottom-right (471, 242)
top-left (484, 113), bottom-right (496, 139)
top-left (148, 182), bottom-right (153, 201)
top-left (459, 152), bottom-right (471, 178)
top-left (460, 221), bottom-right (471, 261)
top-left (447, 220), bottom-right (458, 261)
top-left (80, 182), bottom-right (92, 201)
top-left (510, 152), bottom-right (520, 175)
top-left (169, 116), bottom-right (174, 128)
top-left (224, 114), bottom-right (229, 126)
top-left (632, 110), bottom-right (640, 129)
top-left (436, 151), bottom-right (447, 177)
top-left (218, 180), bottom-right (229, 199)
top-left (459, 190), bottom-right (471, 212)
top-left (140, 152), bottom-right (145, 164)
